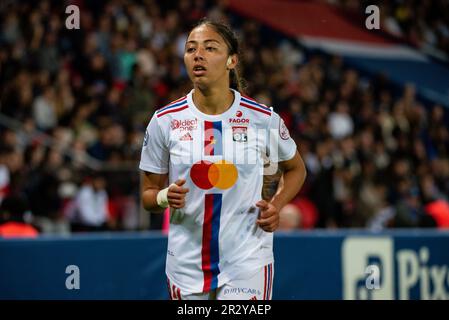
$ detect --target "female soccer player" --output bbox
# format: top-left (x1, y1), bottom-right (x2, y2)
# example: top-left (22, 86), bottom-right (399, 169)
top-left (140, 19), bottom-right (306, 300)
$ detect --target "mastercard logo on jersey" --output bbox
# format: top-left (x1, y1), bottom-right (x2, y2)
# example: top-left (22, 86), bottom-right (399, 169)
top-left (190, 160), bottom-right (238, 190)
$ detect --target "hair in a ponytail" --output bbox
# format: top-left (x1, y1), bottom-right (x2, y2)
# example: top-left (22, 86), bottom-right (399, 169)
top-left (230, 68), bottom-right (246, 93)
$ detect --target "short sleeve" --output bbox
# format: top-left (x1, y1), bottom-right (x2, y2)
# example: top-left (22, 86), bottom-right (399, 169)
top-left (139, 113), bottom-right (169, 174)
top-left (266, 111), bottom-right (297, 163)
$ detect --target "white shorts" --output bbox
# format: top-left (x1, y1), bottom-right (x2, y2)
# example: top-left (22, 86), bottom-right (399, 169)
top-left (167, 263), bottom-right (274, 300)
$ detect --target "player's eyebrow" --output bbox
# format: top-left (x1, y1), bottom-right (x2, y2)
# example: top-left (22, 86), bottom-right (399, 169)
top-left (186, 39), bottom-right (221, 45)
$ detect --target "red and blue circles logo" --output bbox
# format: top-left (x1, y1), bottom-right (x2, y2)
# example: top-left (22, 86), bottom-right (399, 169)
top-left (190, 160), bottom-right (238, 190)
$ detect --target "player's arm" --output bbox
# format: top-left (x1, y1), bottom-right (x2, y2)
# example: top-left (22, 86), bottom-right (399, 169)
top-left (257, 151), bottom-right (306, 232)
top-left (271, 151), bottom-right (306, 212)
top-left (141, 172), bottom-right (189, 212)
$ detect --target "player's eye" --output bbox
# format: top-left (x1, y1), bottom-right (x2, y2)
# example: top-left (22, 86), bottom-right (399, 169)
top-left (206, 47), bottom-right (216, 51)
top-left (186, 47), bottom-right (196, 53)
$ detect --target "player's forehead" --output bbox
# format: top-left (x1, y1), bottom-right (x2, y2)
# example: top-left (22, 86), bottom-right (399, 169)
top-left (186, 24), bottom-right (225, 45)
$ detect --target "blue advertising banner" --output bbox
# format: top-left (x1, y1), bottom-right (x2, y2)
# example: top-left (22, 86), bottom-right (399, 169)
top-left (1, 231), bottom-right (448, 299)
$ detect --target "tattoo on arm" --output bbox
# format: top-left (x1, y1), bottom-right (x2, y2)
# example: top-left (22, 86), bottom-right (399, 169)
top-left (262, 167), bottom-right (282, 201)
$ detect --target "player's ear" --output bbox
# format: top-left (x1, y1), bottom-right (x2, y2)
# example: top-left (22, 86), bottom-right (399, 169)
top-left (226, 55), bottom-right (237, 70)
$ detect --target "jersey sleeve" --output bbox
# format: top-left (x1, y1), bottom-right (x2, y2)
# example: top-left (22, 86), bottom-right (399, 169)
top-left (139, 113), bottom-right (169, 174)
top-left (266, 111), bottom-right (297, 163)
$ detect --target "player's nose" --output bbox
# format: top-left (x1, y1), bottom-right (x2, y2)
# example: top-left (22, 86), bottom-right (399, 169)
top-left (193, 47), bottom-right (205, 61)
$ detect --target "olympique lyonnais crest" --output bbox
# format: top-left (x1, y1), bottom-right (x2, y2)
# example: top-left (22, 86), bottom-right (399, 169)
top-left (232, 126), bottom-right (248, 142)
top-left (279, 119), bottom-right (290, 140)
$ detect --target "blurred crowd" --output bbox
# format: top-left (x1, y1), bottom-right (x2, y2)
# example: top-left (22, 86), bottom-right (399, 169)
top-left (336, 0), bottom-right (449, 61)
top-left (0, 0), bottom-right (448, 236)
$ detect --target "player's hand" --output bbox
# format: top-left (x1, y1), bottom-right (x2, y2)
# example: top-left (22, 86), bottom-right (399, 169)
top-left (256, 200), bottom-right (279, 232)
top-left (167, 179), bottom-right (189, 209)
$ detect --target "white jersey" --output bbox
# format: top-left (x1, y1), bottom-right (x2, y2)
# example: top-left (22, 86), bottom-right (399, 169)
top-left (140, 89), bottom-right (297, 294)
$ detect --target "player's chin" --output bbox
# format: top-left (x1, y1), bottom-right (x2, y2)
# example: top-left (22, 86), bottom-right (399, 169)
top-left (192, 76), bottom-right (210, 86)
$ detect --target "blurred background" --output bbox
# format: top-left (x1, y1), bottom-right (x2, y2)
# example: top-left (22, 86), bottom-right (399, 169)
top-left (1, 0), bottom-right (449, 234)
top-left (1, 0), bottom-right (449, 300)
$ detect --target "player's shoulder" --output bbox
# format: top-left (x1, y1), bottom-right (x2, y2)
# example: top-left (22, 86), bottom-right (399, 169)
top-left (238, 94), bottom-right (279, 128)
top-left (239, 94), bottom-right (274, 118)
top-left (154, 95), bottom-right (189, 119)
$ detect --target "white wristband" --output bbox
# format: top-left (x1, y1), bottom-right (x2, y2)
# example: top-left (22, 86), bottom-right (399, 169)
top-left (156, 183), bottom-right (177, 208)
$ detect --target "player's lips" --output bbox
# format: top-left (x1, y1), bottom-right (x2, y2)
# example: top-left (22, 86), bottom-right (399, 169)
top-left (193, 65), bottom-right (207, 76)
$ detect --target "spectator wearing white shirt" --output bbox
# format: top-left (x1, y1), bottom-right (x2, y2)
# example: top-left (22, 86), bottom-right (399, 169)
top-left (68, 173), bottom-right (110, 232)
top-left (32, 86), bottom-right (57, 131)
top-left (328, 101), bottom-right (354, 140)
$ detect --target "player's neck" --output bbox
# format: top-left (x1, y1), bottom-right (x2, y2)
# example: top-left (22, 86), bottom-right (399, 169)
top-left (193, 86), bottom-right (235, 115)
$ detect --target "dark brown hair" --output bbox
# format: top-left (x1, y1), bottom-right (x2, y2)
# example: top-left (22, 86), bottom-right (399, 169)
top-left (191, 18), bottom-right (246, 92)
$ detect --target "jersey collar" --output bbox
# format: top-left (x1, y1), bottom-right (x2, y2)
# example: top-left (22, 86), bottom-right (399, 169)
top-left (187, 88), bottom-right (241, 121)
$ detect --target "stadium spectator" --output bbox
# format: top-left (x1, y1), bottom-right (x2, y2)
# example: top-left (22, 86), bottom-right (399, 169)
top-left (0, 193), bottom-right (38, 238)
top-left (0, 145), bottom-right (12, 203)
top-left (278, 203), bottom-right (302, 231)
top-left (66, 172), bottom-right (111, 232)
